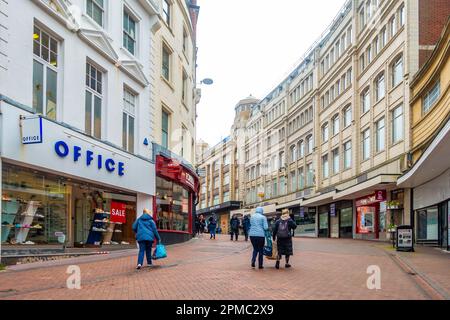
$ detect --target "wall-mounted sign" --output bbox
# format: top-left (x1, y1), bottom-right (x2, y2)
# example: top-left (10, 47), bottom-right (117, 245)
top-left (110, 201), bottom-right (127, 224)
top-left (54, 140), bottom-right (125, 176)
top-left (20, 116), bottom-right (43, 144)
top-left (375, 190), bottom-right (387, 202)
top-left (330, 203), bottom-right (336, 217)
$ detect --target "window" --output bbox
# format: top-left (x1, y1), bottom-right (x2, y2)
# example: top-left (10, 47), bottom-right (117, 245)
top-left (180, 126), bottom-right (187, 157)
top-left (223, 191), bottom-right (230, 203)
top-left (290, 171), bottom-right (297, 192)
top-left (332, 115), bottom-right (340, 136)
top-left (279, 176), bottom-right (286, 195)
top-left (322, 123), bottom-right (329, 143)
top-left (32, 26), bottom-right (58, 120)
top-left (162, 110), bottom-right (170, 148)
top-left (332, 148), bottom-right (340, 175)
top-left (298, 140), bottom-right (305, 158)
top-left (380, 27), bottom-right (387, 48)
top-left (375, 73), bottom-right (385, 101)
top-left (272, 179), bottom-right (278, 197)
top-left (399, 4), bottom-right (405, 27)
top-left (306, 163), bottom-right (314, 187)
top-left (344, 141), bottom-right (352, 169)
top-left (162, 45), bottom-right (171, 81)
top-left (373, 36), bottom-right (379, 56)
top-left (298, 168), bottom-right (305, 190)
top-left (183, 28), bottom-right (188, 54)
top-left (392, 105), bottom-right (403, 143)
top-left (162, 0), bottom-right (171, 26)
top-left (392, 55), bottom-right (403, 87)
top-left (290, 145), bottom-right (297, 163)
top-left (322, 155), bottom-right (329, 179)
top-left (344, 105), bottom-right (352, 128)
top-left (376, 117), bottom-right (385, 152)
top-left (123, 10), bottom-right (136, 55)
top-left (122, 89), bottom-right (136, 152)
top-left (361, 88), bottom-right (371, 114)
top-left (423, 81), bottom-right (440, 113)
top-left (87, 0), bottom-right (104, 27)
top-left (366, 45), bottom-right (372, 64)
top-left (223, 173), bottom-right (230, 186)
top-left (362, 128), bottom-right (370, 161)
top-left (360, 54), bottom-right (366, 72)
top-left (360, 8), bottom-right (366, 29)
top-left (307, 135), bottom-right (314, 154)
top-left (390, 16), bottom-right (397, 37)
top-left (85, 62), bottom-right (103, 139)
top-left (182, 71), bottom-right (188, 104)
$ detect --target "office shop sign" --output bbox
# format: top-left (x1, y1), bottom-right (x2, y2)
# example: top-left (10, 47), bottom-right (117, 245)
top-left (54, 140), bottom-right (125, 177)
top-left (20, 115), bottom-right (43, 144)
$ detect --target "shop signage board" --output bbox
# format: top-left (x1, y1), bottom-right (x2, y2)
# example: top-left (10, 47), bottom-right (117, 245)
top-left (110, 201), bottom-right (127, 224)
top-left (330, 203), bottom-right (336, 217)
top-left (20, 115), bottom-right (43, 144)
top-left (396, 225), bottom-right (414, 252)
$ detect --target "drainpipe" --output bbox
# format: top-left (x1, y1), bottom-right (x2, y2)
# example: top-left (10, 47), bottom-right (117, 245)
top-left (410, 188), bottom-right (415, 252)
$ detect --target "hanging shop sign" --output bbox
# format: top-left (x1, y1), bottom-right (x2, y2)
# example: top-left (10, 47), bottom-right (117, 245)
top-left (156, 155), bottom-right (198, 192)
top-left (20, 115), bottom-right (43, 144)
top-left (110, 201), bottom-right (127, 224)
top-left (54, 140), bottom-right (125, 177)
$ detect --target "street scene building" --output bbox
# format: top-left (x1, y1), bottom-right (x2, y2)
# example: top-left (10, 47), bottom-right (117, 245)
top-left (0, 0), bottom-right (201, 254)
top-left (196, 0), bottom-right (450, 249)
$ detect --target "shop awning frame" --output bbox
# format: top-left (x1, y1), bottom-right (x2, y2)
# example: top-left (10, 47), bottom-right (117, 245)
top-left (302, 190), bottom-right (336, 206)
top-left (333, 174), bottom-right (399, 201)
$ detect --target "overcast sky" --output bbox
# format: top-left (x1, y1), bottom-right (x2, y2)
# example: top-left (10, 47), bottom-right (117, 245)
top-left (195, 0), bottom-right (347, 146)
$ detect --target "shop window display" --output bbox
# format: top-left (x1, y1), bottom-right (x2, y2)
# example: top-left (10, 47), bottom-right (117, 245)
top-left (1, 164), bottom-right (68, 245)
top-left (156, 177), bottom-right (190, 232)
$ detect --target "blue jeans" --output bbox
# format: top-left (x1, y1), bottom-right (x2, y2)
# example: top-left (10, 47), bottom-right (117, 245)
top-left (210, 227), bottom-right (216, 239)
top-left (137, 240), bottom-right (153, 266)
top-left (250, 236), bottom-right (265, 267)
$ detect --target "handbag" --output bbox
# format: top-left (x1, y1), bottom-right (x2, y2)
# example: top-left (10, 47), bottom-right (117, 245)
top-left (152, 243), bottom-right (167, 260)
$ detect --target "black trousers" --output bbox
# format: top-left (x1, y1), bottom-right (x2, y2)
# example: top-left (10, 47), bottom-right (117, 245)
top-left (244, 229), bottom-right (249, 241)
top-left (250, 236), bottom-right (265, 267)
top-left (230, 230), bottom-right (239, 241)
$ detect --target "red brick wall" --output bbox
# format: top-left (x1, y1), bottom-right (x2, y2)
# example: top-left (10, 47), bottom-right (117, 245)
top-left (419, 0), bottom-right (450, 66)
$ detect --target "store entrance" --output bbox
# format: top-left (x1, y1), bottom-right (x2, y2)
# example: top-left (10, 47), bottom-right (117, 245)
top-left (74, 198), bottom-right (91, 244)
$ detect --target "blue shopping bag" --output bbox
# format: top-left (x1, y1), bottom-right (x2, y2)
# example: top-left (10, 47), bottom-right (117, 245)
top-left (152, 243), bottom-right (167, 260)
top-left (263, 232), bottom-right (273, 257)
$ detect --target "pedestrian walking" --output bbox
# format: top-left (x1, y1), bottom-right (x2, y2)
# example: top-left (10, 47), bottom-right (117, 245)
top-left (230, 214), bottom-right (240, 241)
top-left (208, 214), bottom-right (217, 239)
top-left (132, 208), bottom-right (161, 270)
top-left (199, 215), bottom-right (206, 236)
top-left (242, 214), bottom-right (251, 241)
top-left (194, 215), bottom-right (201, 237)
top-left (249, 207), bottom-right (269, 269)
top-left (272, 209), bottom-right (297, 269)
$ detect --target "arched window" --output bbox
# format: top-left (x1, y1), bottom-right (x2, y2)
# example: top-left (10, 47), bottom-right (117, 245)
top-left (306, 135), bottom-right (314, 154)
top-left (391, 54), bottom-right (403, 87)
top-left (321, 122), bottom-right (329, 143)
top-left (298, 140), bottom-right (305, 158)
top-left (290, 145), bottom-right (297, 163)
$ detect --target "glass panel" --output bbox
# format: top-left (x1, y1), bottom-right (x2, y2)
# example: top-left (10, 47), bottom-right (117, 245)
top-left (94, 95), bottom-right (102, 139)
top-left (85, 91), bottom-right (92, 135)
top-left (1, 163), bottom-right (68, 245)
top-left (32, 60), bottom-right (44, 114)
top-left (128, 116), bottom-right (134, 153)
top-left (122, 112), bottom-right (127, 150)
top-left (46, 68), bottom-right (57, 120)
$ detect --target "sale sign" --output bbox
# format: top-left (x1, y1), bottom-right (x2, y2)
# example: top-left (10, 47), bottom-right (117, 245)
top-left (110, 201), bottom-right (127, 224)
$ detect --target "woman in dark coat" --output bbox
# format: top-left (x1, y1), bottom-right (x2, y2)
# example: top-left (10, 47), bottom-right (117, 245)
top-left (272, 209), bottom-right (297, 269)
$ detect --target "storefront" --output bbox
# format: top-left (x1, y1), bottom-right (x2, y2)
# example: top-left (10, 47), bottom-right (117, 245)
top-left (355, 191), bottom-right (387, 240)
top-left (295, 207), bottom-right (316, 237)
top-left (153, 154), bottom-right (199, 245)
top-left (317, 201), bottom-right (353, 238)
top-left (197, 201), bottom-right (242, 235)
top-left (0, 103), bottom-right (155, 253)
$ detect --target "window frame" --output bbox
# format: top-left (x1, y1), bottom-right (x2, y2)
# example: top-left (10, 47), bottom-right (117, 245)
top-left (85, 61), bottom-right (104, 139)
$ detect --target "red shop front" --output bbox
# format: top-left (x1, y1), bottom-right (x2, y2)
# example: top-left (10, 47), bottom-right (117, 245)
top-left (355, 190), bottom-right (386, 240)
top-left (153, 155), bottom-right (199, 245)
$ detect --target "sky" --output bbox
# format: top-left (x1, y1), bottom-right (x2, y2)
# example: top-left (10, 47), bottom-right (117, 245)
top-left (195, 0), bottom-right (347, 146)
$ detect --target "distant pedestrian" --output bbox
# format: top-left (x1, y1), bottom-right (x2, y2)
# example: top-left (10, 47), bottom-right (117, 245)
top-left (132, 209), bottom-right (161, 270)
top-left (290, 213), bottom-right (296, 237)
top-left (272, 209), bottom-right (297, 269)
top-left (249, 207), bottom-right (269, 269)
top-left (230, 215), bottom-right (240, 241)
top-left (199, 215), bottom-right (206, 235)
top-left (194, 215), bottom-right (201, 237)
top-left (242, 214), bottom-right (251, 241)
top-left (208, 215), bottom-right (217, 240)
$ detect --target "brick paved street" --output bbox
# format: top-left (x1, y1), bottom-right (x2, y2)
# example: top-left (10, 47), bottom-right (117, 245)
top-left (0, 236), bottom-right (448, 300)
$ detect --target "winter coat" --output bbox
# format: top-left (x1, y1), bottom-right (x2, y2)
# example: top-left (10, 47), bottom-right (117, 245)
top-left (230, 217), bottom-right (240, 231)
top-left (272, 218), bottom-right (297, 256)
top-left (242, 217), bottom-right (251, 232)
top-left (248, 208), bottom-right (269, 237)
top-left (132, 214), bottom-right (161, 242)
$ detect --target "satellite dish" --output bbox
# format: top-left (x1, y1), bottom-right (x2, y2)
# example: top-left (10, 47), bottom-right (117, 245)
top-left (201, 78), bottom-right (214, 85)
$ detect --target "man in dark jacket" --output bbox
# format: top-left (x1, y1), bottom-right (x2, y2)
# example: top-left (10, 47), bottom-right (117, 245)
top-left (132, 209), bottom-right (161, 269)
top-left (208, 215), bottom-right (217, 239)
top-left (242, 215), bottom-right (251, 241)
top-left (230, 215), bottom-right (240, 241)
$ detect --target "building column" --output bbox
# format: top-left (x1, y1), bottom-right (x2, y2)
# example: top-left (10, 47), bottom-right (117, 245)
top-left (0, 158), bottom-right (3, 264)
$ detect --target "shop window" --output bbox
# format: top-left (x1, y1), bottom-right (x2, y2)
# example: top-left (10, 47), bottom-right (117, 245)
top-left (33, 25), bottom-right (58, 120)
top-left (156, 177), bottom-right (190, 232)
top-left (357, 206), bottom-right (376, 234)
top-left (417, 207), bottom-right (439, 241)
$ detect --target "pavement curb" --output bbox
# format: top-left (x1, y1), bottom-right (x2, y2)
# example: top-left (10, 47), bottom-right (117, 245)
top-left (380, 247), bottom-right (448, 300)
